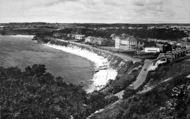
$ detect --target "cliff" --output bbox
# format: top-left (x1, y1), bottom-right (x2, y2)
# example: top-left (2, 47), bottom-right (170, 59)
top-left (88, 56), bottom-right (190, 119)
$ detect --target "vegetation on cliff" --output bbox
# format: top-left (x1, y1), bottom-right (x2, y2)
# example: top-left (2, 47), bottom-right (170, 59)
top-left (120, 74), bottom-right (190, 119)
top-left (103, 61), bottom-right (142, 94)
top-left (0, 64), bottom-right (118, 119)
top-left (90, 74), bottom-right (190, 119)
top-left (90, 59), bottom-right (190, 119)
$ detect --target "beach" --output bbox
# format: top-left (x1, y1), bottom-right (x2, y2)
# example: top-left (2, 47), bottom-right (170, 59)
top-left (44, 43), bottom-right (118, 93)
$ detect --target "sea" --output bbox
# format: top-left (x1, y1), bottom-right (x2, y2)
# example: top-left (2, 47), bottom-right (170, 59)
top-left (0, 35), bottom-right (94, 88)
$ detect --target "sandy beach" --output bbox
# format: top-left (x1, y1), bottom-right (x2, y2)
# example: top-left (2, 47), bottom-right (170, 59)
top-left (44, 43), bottom-right (118, 92)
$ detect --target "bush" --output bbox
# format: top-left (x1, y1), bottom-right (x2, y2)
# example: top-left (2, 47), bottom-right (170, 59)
top-left (0, 64), bottom-right (89, 119)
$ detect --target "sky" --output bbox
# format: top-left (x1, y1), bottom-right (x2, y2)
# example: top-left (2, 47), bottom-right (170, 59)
top-left (0, 0), bottom-right (190, 23)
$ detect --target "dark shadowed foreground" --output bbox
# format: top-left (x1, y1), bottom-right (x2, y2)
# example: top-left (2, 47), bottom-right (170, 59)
top-left (0, 64), bottom-right (118, 119)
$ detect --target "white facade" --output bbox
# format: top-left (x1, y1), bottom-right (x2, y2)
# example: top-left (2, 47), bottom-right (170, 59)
top-left (74, 34), bottom-right (85, 40)
top-left (144, 47), bottom-right (160, 53)
top-left (115, 37), bottom-right (120, 49)
top-left (114, 36), bottom-right (138, 51)
top-left (85, 36), bottom-right (93, 43)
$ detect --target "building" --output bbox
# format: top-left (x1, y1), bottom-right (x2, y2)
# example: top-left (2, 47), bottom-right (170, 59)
top-left (180, 42), bottom-right (190, 50)
top-left (114, 35), bottom-right (139, 51)
top-left (85, 36), bottom-right (110, 46)
top-left (71, 34), bottom-right (85, 40)
top-left (85, 36), bottom-right (93, 43)
top-left (75, 34), bottom-right (85, 40)
top-left (52, 32), bottom-right (67, 38)
top-left (156, 43), bottom-right (164, 52)
top-left (144, 47), bottom-right (161, 53)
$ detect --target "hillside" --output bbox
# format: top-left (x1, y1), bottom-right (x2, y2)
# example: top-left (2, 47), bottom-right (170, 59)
top-left (89, 58), bottom-right (190, 119)
top-left (0, 64), bottom-right (118, 119)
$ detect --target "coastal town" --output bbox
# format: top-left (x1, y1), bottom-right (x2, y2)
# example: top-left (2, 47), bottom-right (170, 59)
top-left (1, 23), bottom-right (190, 89)
top-left (29, 23), bottom-right (190, 61)
top-left (36, 24), bottom-right (190, 93)
top-left (0, 23), bottom-right (190, 119)
top-left (1, 0), bottom-right (190, 118)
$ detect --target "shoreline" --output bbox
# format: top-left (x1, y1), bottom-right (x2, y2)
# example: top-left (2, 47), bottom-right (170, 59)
top-left (8, 35), bottom-right (34, 38)
top-left (44, 43), bottom-right (118, 93)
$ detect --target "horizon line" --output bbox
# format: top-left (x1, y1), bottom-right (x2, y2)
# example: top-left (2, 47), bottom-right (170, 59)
top-left (1, 22), bottom-right (190, 25)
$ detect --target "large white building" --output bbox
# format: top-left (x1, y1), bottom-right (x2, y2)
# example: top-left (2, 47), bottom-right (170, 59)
top-left (144, 47), bottom-right (161, 53)
top-left (71, 34), bottom-right (85, 40)
top-left (114, 35), bottom-right (143, 51)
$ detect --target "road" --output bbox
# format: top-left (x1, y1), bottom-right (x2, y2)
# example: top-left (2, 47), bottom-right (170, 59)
top-left (130, 59), bottom-right (153, 90)
top-left (114, 90), bottom-right (125, 99)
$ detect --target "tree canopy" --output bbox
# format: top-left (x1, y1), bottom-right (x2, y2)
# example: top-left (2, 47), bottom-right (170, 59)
top-left (0, 64), bottom-right (118, 119)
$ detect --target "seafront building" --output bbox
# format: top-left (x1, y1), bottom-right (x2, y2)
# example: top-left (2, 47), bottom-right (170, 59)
top-left (114, 35), bottom-right (144, 51)
top-left (144, 47), bottom-right (161, 53)
top-left (85, 36), bottom-right (111, 46)
top-left (72, 34), bottom-right (85, 40)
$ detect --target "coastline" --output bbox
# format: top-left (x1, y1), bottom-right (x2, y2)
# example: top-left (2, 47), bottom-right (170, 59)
top-left (8, 35), bottom-right (34, 38)
top-left (43, 42), bottom-right (118, 93)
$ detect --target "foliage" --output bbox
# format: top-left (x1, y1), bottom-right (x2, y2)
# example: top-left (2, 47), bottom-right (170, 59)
top-left (120, 75), bottom-right (190, 119)
top-left (53, 27), bottom-right (188, 40)
top-left (0, 64), bottom-right (114, 119)
top-left (1, 23), bottom-right (188, 40)
top-left (123, 88), bottom-right (136, 99)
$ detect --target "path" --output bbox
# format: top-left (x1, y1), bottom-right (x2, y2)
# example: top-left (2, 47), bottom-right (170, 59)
top-left (130, 59), bottom-right (154, 90)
